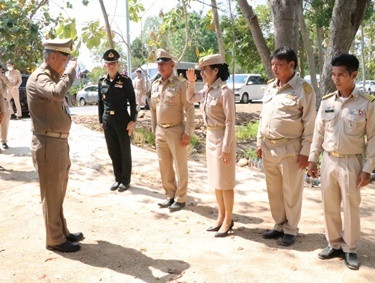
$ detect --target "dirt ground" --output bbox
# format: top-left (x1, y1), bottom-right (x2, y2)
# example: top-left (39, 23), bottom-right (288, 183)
top-left (0, 103), bottom-right (374, 283)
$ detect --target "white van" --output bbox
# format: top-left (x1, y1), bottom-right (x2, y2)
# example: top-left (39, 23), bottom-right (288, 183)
top-left (131, 62), bottom-right (204, 108)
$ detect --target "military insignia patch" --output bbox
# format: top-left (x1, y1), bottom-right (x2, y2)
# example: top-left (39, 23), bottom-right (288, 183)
top-left (364, 94), bottom-right (375, 102)
top-left (302, 82), bottom-right (312, 94)
top-left (108, 52), bottom-right (114, 58)
top-left (322, 92), bottom-right (335, 100)
top-left (350, 109), bottom-right (363, 116)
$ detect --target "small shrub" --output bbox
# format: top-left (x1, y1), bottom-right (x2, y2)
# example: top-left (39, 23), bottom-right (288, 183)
top-left (236, 121), bottom-right (259, 141)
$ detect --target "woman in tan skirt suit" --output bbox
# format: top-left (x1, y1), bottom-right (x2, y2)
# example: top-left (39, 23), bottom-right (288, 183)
top-left (186, 54), bottom-right (236, 237)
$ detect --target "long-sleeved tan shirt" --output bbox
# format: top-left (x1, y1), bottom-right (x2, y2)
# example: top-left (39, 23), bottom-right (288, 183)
top-left (26, 62), bottom-right (75, 134)
top-left (256, 73), bottom-right (316, 156)
top-left (309, 88), bottom-right (375, 173)
top-left (133, 77), bottom-right (146, 96)
top-left (5, 69), bottom-right (22, 96)
top-left (151, 74), bottom-right (194, 135)
top-left (187, 78), bottom-right (236, 153)
top-left (0, 74), bottom-right (11, 114)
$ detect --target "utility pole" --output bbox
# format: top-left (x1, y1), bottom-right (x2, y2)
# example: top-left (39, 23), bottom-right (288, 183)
top-left (125, 0), bottom-right (132, 74)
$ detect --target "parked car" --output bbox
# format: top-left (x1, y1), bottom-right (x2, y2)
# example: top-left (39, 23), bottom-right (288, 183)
top-left (228, 74), bottom-right (266, 103)
top-left (356, 80), bottom-right (375, 94)
top-left (10, 74), bottom-right (29, 117)
top-left (76, 85), bottom-right (99, 106)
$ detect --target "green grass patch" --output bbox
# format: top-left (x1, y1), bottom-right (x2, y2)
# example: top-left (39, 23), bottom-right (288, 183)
top-left (243, 148), bottom-right (258, 159)
top-left (190, 135), bottom-right (201, 147)
top-left (134, 128), bottom-right (155, 146)
top-left (236, 121), bottom-right (259, 141)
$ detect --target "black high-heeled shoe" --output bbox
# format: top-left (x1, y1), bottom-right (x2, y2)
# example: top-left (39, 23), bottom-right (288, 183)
top-left (207, 224), bottom-right (222, 232)
top-left (214, 220), bottom-right (234, 237)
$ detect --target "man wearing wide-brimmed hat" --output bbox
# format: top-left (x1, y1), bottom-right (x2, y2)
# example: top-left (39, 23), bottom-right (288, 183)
top-left (151, 48), bottom-right (194, 211)
top-left (26, 38), bottom-right (83, 253)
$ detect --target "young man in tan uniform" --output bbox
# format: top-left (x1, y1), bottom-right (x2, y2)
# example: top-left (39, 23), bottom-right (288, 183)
top-left (257, 46), bottom-right (316, 246)
top-left (0, 71), bottom-right (12, 150)
top-left (27, 38), bottom-right (83, 253)
top-left (308, 54), bottom-right (375, 270)
top-left (151, 49), bottom-right (195, 211)
top-left (5, 61), bottom-right (22, 119)
top-left (133, 69), bottom-right (146, 113)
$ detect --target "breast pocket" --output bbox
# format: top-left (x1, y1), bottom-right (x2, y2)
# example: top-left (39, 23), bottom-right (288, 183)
top-left (322, 112), bottom-right (336, 133)
top-left (281, 96), bottom-right (297, 107)
top-left (344, 114), bottom-right (365, 136)
top-left (164, 88), bottom-right (178, 104)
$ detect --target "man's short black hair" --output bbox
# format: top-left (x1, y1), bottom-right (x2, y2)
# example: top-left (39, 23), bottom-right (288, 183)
top-left (271, 46), bottom-right (298, 70)
top-left (331, 54), bottom-right (359, 74)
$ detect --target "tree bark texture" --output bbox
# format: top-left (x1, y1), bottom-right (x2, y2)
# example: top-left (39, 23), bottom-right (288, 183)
top-left (320, 0), bottom-right (369, 102)
top-left (237, 0), bottom-right (273, 79)
top-left (298, 2), bottom-right (320, 102)
top-left (270, 0), bottom-right (299, 51)
top-left (211, 0), bottom-right (226, 58)
top-left (98, 0), bottom-right (114, 49)
top-left (316, 26), bottom-right (324, 76)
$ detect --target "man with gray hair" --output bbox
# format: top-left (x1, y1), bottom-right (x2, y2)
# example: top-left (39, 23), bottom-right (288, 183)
top-left (27, 38), bottom-right (83, 252)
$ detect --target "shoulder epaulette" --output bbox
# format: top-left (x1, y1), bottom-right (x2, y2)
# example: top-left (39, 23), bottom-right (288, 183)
top-left (221, 84), bottom-right (228, 90)
top-left (302, 82), bottom-right (313, 95)
top-left (121, 74), bottom-right (129, 79)
top-left (267, 78), bottom-right (275, 84)
top-left (44, 69), bottom-right (51, 76)
top-left (364, 94), bottom-right (375, 102)
top-left (322, 92), bottom-right (335, 100)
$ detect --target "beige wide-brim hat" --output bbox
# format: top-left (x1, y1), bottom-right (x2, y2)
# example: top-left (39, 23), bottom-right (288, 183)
top-left (196, 54), bottom-right (225, 68)
top-left (43, 38), bottom-right (73, 55)
top-left (155, 48), bottom-right (177, 62)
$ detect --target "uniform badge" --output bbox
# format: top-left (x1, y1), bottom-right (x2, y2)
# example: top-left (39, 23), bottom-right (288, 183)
top-left (115, 84), bottom-right (123, 88)
top-left (103, 94), bottom-right (106, 99)
top-left (115, 80), bottom-right (123, 85)
top-left (349, 109), bottom-right (363, 116)
top-left (302, 82), bottom-right (312, 94)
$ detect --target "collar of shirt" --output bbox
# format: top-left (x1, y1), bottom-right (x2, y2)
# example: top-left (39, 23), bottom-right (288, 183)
top-left (274, 72), bottom-right (299, 92)
top-left (159, 73), bottom-right (178, 86)
top-left (204, 78), bottom-right (224, 92)
top-left (41, 62), bottom-right (60, 80)
top-left (105, 72), bottom-right (120, 83)
top-left (334, 87), bottom-right (360, 101)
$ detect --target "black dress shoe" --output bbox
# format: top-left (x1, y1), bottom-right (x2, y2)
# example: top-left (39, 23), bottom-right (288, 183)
top-left (118, 183), bottom-right (130, 192)
top-left (262, 229), bottom-right (284, 239)
top-left (215, 220), bottom-right (234, 237)
top-left (46, 240), bottom-right (81, 252)
top-left (66, 232), bottom-right (84, 242)
top-left (2, 143), bottom-right (9, 149)
top-left (110, 182), bottom-right (120, 191)
top-left (169, 201), bottom-right (185, 211)
top-left (345, 253), bottom-right (359, 270)
top-left (318, 246), bottom-right (344, 260)
top-left (207, 224), bottom-right (222, 232)
top-left (158, 198), bottom-right (174, 208)
top-left (280, 234), bottom-right (296, 246)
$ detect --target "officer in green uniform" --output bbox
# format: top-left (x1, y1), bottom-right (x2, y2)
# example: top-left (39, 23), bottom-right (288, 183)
top-left (98, 49), bottom-right (137, 192)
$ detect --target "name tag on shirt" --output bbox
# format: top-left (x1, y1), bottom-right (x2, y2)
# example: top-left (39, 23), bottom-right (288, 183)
top-left (325, 109), bottom-right (334, 113)
top-left (115, 84), bottom-right (123, 88)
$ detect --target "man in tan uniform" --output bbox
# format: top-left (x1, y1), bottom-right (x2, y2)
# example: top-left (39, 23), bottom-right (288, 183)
top-left (151, 49), bottom-right (194, 211)
top-left (27, 38), bottom-right (83, 252)
top-left (257, 46), bottom-right (316, 246)
top-left (0, 73), bottom-right (6, 165)
top-left (0, 69), bottom-right (12, 150)
top-left (133, 69), bottom-right (146, 114)
top-left (5, 61), bottom-right (22, 119)
top-left (308, 54), bottom-right (375, 270)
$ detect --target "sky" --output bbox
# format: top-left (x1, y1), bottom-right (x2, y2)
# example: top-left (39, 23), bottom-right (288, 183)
top-left (48, 0), bottom-right (266, 70)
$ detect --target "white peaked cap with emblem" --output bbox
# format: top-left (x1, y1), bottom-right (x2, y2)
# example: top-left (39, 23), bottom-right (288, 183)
top-left (42, 38), bottom-right (73, 55)
top-left (155, 48), bottom-right (177, 62)
top-left (196, 54), bottom-right (225, 68)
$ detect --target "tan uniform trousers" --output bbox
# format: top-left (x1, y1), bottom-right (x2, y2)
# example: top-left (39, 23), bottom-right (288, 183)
top-left (0, 99), bottom-right (10, 144)
top-left (7, 88), bottom-right (22, 117)
top-left (261, 139), bottom-right (304, 235)
top-left (321, 151), bottom-right (362, 253)
top-left (32, 134), bottom-right (71, 246)
top-left (155, 124), bottom-right (188, 203)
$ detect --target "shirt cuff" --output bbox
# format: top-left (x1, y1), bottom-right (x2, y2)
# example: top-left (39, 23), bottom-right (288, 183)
top-left (308, 152), bottom-right (320, 163)
top-left (300, 144), bottom-right (311, 156)
top-left (362, 162), bottom-right (375, 174)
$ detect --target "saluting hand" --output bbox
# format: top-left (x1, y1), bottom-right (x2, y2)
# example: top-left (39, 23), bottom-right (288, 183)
top-left (127, 121), bottom-right (135, 136)
top-left (186, 68), bottom-right (196, 83)
top-left (180, 133), bottom-right (191, 147)
top-left (357, 171), bottom-right (371, 189)
top-left (307, 162), bottom-right (319, 178)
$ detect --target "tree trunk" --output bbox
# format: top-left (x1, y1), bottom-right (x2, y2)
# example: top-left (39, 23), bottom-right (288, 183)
top-left (98, 0), bottom-right (114, 49)
top-left (237, 0), bottom-right (273, 79)
top-left (177, 0), bottom-right (190, 63)
top-left (316, 26), bottom-right (324, 76)
top-left (269, 0), bottom-right (299, 51)
top-left (211, 0), bottom-right (225, 58)
top-left (298, 2), bottom-right (320, 101)
top-left (299, 44), bottom-right (304, 78)
top-left (320, 0), bottom-right (369, 103)
top-left (360, 24), bottom-right (366, 92)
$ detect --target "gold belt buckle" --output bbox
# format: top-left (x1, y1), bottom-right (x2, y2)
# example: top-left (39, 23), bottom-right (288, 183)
top-left (110, 110), bottom-right (115, 115)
